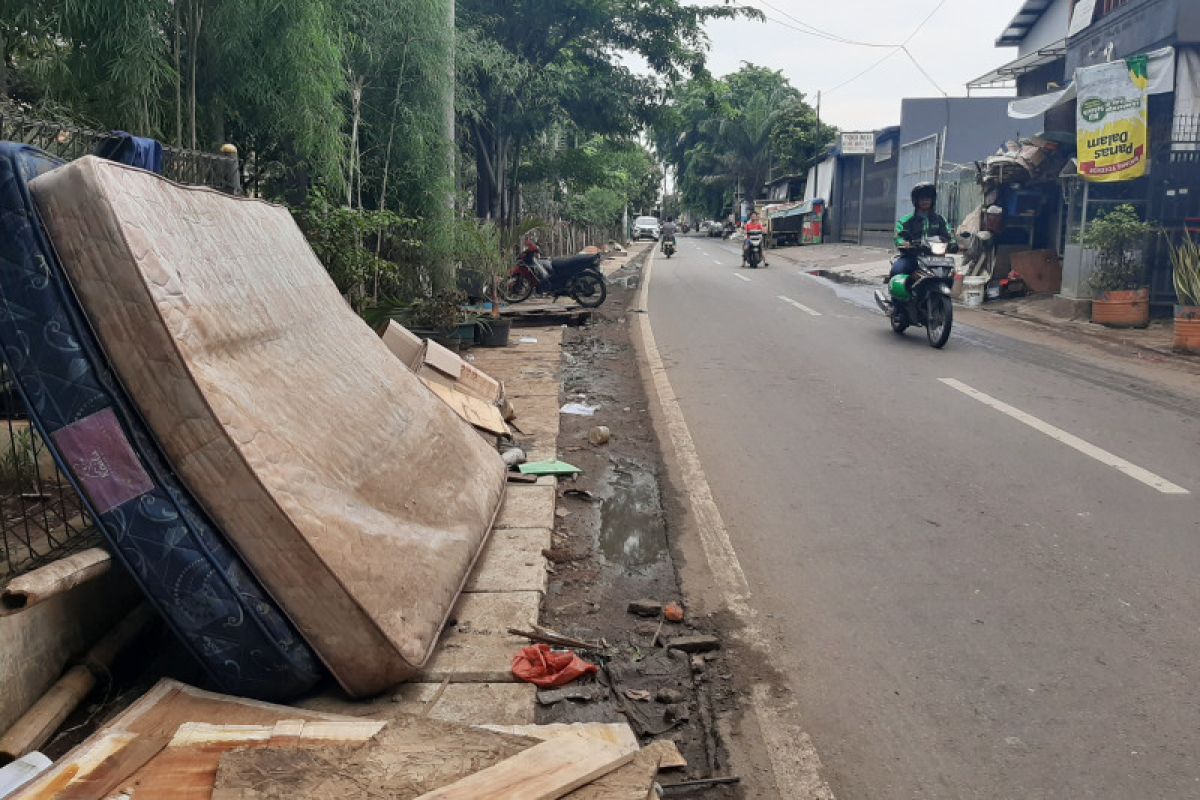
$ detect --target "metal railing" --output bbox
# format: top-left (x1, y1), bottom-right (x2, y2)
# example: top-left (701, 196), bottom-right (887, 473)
top-left (0, 112), bottom-right (239, 580)
top-left (1169, 114), bottom-right (1200, 163)
top-left (0, 110), bottom-right (240, 192)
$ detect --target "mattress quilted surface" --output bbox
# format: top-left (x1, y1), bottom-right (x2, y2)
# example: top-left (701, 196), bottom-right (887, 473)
top-left (31, 156), bottom-right (506, 696)
top-left (0, 143), bottom-right (321, 700)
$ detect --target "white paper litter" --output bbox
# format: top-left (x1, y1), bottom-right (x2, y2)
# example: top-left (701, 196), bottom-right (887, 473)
top-left (560, 403), bottom-right (597, 416)
top-left (519, 337), bottom-right (539, 344)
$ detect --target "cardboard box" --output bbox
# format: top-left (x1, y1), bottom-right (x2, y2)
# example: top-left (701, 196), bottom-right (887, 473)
top-left (1010, 249), bottom-right (1063, 294)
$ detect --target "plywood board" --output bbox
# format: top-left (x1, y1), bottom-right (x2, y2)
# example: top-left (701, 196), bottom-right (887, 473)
top-left (212, 715), bottom-right (538, 799)
top-left (11, 680), bottom-right (352, 799)
top-left (414, 730), bottom-right (637, 800)
top-left (561, 743), bottom-right (669, 800)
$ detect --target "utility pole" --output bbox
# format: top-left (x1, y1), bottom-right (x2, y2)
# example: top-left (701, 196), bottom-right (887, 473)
top-left (813, 90), bottom-right (822, 201)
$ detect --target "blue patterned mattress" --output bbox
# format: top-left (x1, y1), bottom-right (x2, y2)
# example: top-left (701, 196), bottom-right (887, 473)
top-left (0, 142), bottom-right (322, 700)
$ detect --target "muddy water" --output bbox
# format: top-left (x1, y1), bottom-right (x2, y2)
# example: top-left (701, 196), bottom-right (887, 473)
top-left (598, 458), bottom-right (668, 570)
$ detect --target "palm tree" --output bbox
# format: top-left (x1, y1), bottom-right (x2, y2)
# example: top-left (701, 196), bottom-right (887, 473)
top-left (701, 84), bottom-right (791, 206)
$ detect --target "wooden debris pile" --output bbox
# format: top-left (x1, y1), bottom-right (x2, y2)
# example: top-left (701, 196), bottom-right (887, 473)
top-left (8, 680), bottom-right (686, 799)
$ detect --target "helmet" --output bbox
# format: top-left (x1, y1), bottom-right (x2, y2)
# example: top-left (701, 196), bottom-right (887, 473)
top-left (911, 182), bottom-right (937, 207)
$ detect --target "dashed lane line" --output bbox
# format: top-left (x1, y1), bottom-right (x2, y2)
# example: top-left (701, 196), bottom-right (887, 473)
top-left (777, 295), bottom-right (822, 317)
top-left (940, 378), bottom-right (1189, 495)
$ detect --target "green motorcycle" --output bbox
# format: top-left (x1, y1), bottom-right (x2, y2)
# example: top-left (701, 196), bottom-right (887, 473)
top-left (874, 237), bottom-right (956, 349)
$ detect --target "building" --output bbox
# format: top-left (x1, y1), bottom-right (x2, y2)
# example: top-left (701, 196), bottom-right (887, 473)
top-left (999, 0), bottom-right (1200, 312)
top-left (968, 0), bottom-right (1072, 99)
top-left (894, 98), bottom-right (1045, 226)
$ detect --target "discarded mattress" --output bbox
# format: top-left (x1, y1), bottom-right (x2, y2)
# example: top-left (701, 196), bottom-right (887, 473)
top-left (31, 156), bottom-right (507, 697)
top-left (0, 143), bottom-right (322, 700)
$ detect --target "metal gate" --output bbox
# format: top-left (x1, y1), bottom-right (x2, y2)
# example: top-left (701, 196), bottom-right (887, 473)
top-left (895, 134), bottom-right (940, 220)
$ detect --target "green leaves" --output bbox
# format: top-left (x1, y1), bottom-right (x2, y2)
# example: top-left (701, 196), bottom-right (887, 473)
top-left (1165, 230), bottom-right (1200, 306)
top-left (654, 64), bottom-right (835, 219)
top-left (1080, 204), bottom-right (1155, 294)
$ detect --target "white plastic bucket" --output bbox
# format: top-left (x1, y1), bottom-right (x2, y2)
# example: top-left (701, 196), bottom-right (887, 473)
top-left (963, 276), bottom-right (987, 308)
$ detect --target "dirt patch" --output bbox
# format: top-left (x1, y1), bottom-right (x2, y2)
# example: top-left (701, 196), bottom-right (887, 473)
top-left (538, 253), bottom-right (744, 797)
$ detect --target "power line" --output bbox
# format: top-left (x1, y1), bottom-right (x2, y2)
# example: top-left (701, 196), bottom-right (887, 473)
top-left (753, 0), bottom-right (897, 48)
top-left (820, 0), bottom-right (950, 95)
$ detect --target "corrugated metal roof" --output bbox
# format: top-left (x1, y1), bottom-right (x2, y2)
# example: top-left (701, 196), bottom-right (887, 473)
top-left (995, 0), bottom-right (1055, 47)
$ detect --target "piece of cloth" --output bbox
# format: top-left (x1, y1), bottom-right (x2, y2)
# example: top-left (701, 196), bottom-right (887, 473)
top-left (95, 131), bottom-right (164, 173)
top-left (512, 644), bottom-right (599, 688)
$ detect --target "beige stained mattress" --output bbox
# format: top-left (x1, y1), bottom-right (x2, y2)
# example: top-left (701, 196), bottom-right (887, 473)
top-left (30, 157), bottom-right (506, 697)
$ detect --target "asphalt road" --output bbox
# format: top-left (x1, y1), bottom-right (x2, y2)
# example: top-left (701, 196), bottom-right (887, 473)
top-left (648, 235), bottom-right (1200, 799)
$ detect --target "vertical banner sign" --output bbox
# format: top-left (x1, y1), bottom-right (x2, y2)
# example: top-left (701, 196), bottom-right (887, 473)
top-left (1077, 55), bottom-right (1150, 182)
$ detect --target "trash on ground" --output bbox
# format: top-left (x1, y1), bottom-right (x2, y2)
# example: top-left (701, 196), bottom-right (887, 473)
top-left (663, 602), bottom-right (685, 622)
top-left (0, 752), bottom-right (51, 798)
top-left (518, 460), bottom-right (583, 476)
top-left (519, 336), bottom-right (540, 344)
top-left (560, 402), bottom-right (598, 416)
top-left (588, 425), bottom-right (612, 445)
top-left (512, 643), bottom-right (600, 688)
top-left (625, 689), bottom-right (653, 702)
top-left (508, 624), bottom-right (606, 652)
top-left (536, 685), bottom-right (607, 705)
top-left (501, 447), bottom-right (527, 467)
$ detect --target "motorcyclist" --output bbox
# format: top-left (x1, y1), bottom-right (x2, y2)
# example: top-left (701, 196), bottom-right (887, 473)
top-left (742, 211), bottom-right (769, 267)
top-left (661, 217), bottom-right (678, 252)
top-left (891, 183), bottom-right (952, 280)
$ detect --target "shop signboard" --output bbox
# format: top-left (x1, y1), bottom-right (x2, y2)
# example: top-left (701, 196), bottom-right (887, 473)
top-left (840, 132), bottom-right (876, 156)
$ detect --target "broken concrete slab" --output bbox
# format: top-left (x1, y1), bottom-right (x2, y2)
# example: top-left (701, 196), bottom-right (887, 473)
top-left (496, 484), bottom-right (556, 530)
top-left (666, 635), bottom-right (721, 654)
top-left (393, 682), bottom-right (537, 725)
top-left (628, 599), bottom-right (663, 618)
top-left (466, 528), bottom-right (552, 594)
top-left (421, 591), bottom-right (541, 682)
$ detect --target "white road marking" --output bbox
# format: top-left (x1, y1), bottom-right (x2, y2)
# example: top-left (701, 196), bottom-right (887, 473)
top-left (733, 273), bottom-right (752, 282)
top-left (636, 251), bottom-right (834, 799)
top-left (940, 378), bottom-right (1189, 495)
top-left (777, 295), bottom-right (822, 316)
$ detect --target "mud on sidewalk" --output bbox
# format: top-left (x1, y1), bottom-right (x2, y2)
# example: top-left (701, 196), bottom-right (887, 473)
top-left (537, 253), bottom-right (746, 798)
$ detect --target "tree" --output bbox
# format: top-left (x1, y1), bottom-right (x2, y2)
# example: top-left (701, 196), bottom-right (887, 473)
top-left (456, 0), bottom-right (755, 222)
top-left (654, 64), bottom-right (836, 219)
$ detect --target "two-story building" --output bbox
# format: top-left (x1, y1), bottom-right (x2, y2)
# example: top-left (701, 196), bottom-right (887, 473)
top-left (970, 0), bottom-right (1200, 313)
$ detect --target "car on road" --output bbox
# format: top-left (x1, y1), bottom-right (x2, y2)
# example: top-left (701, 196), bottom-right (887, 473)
top-left (632, 216), bottom-right (661, 241)
top-left (707, 220), bottom-right (725, 238)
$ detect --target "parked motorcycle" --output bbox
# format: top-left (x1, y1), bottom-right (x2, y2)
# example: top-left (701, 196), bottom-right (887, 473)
top-left (873, 237), bottom-right (955, 349)
top-left (743, 230), bottom-right (765, 268)
top-left (500, 239), bottom-right (607, 308)
top-left (662, 236), bottom-right (677, 259)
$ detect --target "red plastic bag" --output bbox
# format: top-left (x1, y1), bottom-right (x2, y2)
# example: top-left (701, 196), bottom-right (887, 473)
top-left (511, 643), bottom-right (599, 688)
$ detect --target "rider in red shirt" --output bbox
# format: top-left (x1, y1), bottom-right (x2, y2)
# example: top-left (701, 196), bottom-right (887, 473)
top-left (742, 212), bottom-right (768, 267)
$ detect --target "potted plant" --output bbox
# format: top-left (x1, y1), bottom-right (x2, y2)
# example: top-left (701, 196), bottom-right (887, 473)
top-left (1080, 204), bottom-right (1154, 328)
top-left (364, 290), bottom-right (476, 351)
top-left (1165, 229), bottom-right (1200, 354)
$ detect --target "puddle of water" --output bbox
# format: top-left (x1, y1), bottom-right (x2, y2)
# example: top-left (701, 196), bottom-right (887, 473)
top-left (598, 460), bottom-right (668, 571)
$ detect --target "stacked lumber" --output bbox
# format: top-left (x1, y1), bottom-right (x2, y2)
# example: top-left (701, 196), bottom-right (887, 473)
top-left (11, 681), bottom-right (683, 799)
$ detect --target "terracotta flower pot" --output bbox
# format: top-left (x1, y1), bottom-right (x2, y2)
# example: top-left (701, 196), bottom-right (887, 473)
top-left (1092, 288), bottom-right (1149, 328)
top-left (1175, 305), bottom-right (1200, 354)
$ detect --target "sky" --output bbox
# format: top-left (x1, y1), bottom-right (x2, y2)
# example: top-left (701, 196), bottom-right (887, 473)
top-left (696, 0), bottom-right (1026, 131)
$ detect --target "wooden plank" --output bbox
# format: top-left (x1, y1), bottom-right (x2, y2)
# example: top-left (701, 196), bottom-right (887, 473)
top-left (477, 723), bottom-right (637, 752)
top-left (414, 730), bottom-right (637, 800)
top-left (128, 720), bottom-right (387, 800)
top-left (562, 743), bottom-right (670, 800)
top-left (11, 680), bottom-right (353, 798)
top-left (650, 739), bottom-right (687, 770)
top-left (0, 548), bottom-right (112, 616)
top-left (213, 715), bottom-right (538, 800)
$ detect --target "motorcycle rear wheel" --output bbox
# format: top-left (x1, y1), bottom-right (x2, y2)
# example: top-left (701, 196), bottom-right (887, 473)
top-left (925, 294), bottom-right (953, 349)
top-left (500, 273), bottom-right (535, 303)
top-left (572, 271), bottom-right (608, 308)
